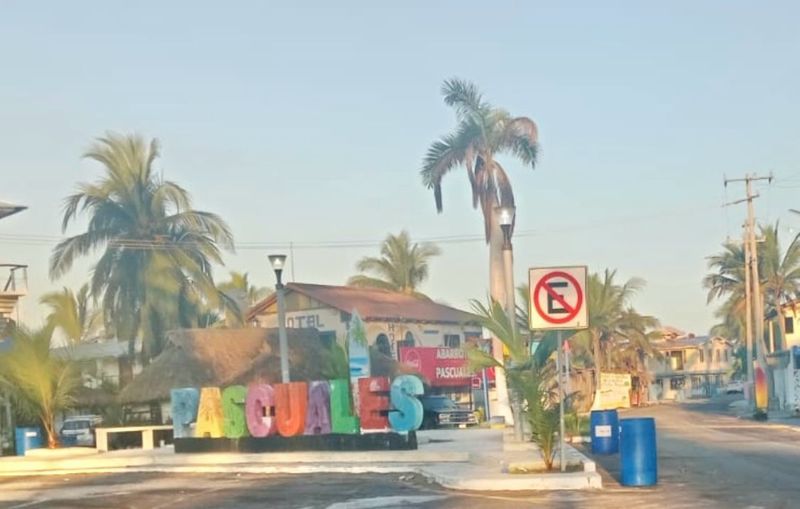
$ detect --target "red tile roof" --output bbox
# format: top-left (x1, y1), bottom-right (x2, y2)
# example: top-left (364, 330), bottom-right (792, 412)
top-left (247, 283), bottom-right (478, 325)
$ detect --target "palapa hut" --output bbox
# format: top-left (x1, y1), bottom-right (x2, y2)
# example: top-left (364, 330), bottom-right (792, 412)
top-left (119, 327), bottom-right (332, 423)
top-left (118, 327), bottom-right (418, 424)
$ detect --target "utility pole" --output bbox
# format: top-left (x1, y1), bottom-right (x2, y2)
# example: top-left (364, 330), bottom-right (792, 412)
top-left (724, 173), bottom-right (772, 404)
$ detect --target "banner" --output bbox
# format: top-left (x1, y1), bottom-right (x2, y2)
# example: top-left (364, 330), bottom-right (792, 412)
top-left (399, 347), bottom-right (471, 387)
top-left (592, 372), bottom-right (632, 410)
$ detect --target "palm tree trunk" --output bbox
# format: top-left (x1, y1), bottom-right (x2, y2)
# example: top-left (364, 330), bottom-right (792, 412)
top-left (488, 211), bottom-right (513, 424)
top-left (41, 410), bottom-right (58, 448)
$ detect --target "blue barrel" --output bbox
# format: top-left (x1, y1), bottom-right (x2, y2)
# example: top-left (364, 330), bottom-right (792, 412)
top-left (620, 417), bottom-right (657, 486)
top-left (14, 427), bottom-right (43, 456)
top-left (590, 409), bottom-right (619, 454)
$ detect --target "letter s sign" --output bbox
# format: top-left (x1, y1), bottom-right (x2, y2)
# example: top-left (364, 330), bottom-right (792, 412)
top-left (388, 375), bottom-right (424, 432)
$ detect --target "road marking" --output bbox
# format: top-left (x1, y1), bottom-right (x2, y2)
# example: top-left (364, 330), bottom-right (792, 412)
top-left (325, 495), bottom-right (446, 509)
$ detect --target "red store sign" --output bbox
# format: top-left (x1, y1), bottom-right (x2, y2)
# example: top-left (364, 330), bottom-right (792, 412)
top-left (399, 347), bottom-right (471, 387)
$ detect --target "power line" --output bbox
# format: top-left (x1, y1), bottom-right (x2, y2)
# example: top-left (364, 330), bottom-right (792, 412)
top-left (0, 203), bottom-right (721, 251)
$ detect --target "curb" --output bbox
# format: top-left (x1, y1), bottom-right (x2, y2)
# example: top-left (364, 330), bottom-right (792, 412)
top-left (421, 466), bottom-right (602, 491)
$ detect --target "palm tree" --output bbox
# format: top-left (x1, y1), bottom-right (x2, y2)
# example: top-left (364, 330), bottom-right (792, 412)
top-left (467, 297), bottom-right (559, 470)
top-left (347, 231), bottom-right (441, 297)
top-left (758, 223), bottom-right (800, 344)
top-left (571, 270), bottom-right (659, 391)
top-left (215, 271), bottom-right (267, 326)
top-left (704, 222), bottom-right (800, 348)
top-left (40, 284), bottom-right (99, 344)
top-left (421, 78), bottom-right (539, 308)
top-left (49, 133), bottom-right (234, 362)
top-left (0, 325), bottom-right (78, 448)
top-left (218, 271), bottom-right (268, 305)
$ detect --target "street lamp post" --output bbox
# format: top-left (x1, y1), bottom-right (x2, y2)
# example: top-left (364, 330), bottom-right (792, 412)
top-left (498, 205), bottom-right (524, 442)
top-left (269, 254), bottom-right (290, 384)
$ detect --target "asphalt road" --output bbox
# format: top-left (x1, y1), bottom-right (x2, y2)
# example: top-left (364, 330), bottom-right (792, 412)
top-left (1, 399), bottom-right (799, 509)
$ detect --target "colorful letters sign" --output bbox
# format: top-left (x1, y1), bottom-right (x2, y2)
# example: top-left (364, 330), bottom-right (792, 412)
top-left (171, 375), bottom-right (424, 440)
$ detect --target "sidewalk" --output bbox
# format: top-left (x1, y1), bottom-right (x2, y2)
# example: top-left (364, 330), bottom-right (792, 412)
top-left (0, 428), bottom-right (601, 491)
top-left (728, 399), bottom-right (800, 430)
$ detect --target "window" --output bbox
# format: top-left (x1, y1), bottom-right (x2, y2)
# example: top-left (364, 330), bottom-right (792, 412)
top-left (724, 349), bottom-right (729, 362)
top-left (398, 331), bottom-right (415, 349)
top-left (786, 316), bottom-right (795, 335)
top-left (670, 377), bottom-right (685, 390)
top-left (376, 334), bottom-right (392, 356)
top-left (444, 334), bottom-right (460, 348)
top-left (319, 331), bottom-right (336, 349)
top-left (669, 351), bottom-right (684, 371)
top-left (699, 349), bottom-right (704, 363)
top-left (715, 350), bottom-right (720, 363)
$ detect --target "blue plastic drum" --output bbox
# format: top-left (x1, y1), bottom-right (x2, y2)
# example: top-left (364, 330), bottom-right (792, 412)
top-left (590, 409), bottom-right (619, 454)
top-left (14, 427), bottom-right (43, 456)
top-left (620, 417), bottom-right (658, 486)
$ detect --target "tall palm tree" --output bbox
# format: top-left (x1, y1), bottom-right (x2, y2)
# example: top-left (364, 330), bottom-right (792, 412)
top-left (571, 269), bottom-right (659, 390)
top-left (347, 231), bottom-right (441, 297)
top-left (704, 222), bottom-right (800, 348)
top-left (49, 133), bottom-right (234, 362)
top-left (421, 78), bottom-right (539, 308)
top-left (40, 284), bottom-right (99, 344)
top-left (0, 325), bottom-right (78, 448)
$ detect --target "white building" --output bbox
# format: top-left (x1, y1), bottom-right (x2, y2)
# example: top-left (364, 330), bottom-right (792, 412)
top-left (247, 283), bottom-right (482, 357)
top-left (647, 334), bottom-right (735, 401)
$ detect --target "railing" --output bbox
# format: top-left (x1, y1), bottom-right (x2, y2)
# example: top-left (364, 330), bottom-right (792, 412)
top-left (0, 264), bottom-right (28, 294)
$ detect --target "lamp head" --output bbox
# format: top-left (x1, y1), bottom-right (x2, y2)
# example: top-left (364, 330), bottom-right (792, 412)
top-left (268, 254), bottom-right (287, 271)
top-left (498, 206), bottom-right (516, 227)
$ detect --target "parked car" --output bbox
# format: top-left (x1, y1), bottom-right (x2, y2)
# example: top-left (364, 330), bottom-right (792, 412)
top-left (60, 415), bottom-right (103, 447)
top-left (420, 395), bottom-right (477, 429)
top-left (724, 380), bottom-right (744, 394)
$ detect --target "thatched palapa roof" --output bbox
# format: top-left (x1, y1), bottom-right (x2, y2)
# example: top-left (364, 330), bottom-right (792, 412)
top-left (119, 328), bottom-right (329, 404)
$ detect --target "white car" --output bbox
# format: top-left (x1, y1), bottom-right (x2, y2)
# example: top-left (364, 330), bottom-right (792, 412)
top-left (60, 415), bottom-right (102, 447)
top-left (724, 381), bottom-right (744, 394)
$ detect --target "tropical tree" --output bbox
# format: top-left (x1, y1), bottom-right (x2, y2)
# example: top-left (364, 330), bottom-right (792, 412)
top-left (49, 133), bottom-right (235, 362)
top-left (421, 78), bottom-right (539, 311)
top-left (218, 271), bottom-right (268, 306)
top-left (40, 284), bottom-right (100, 343)
top-left (467, 297), bottom-right (559, 470)
top-left (217, 271), bottom-right (267, 325)
top-left (347, 231), bottom-right (441, 296)
top-left (704, 222), bottom-right (800, 349)
top-left (758, 223), bottom-right (800, 343)
top-left (571, 270), bottom-right (659, 391)
top-left (0, 325), bottom-right (78, 448)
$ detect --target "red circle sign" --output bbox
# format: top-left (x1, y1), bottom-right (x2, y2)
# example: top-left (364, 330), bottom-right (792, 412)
top-left (533, 271), bottom-right (584, 325)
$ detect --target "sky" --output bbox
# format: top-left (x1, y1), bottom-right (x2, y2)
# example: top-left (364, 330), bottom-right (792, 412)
top-left (1, 1), bottom-right (800, 334)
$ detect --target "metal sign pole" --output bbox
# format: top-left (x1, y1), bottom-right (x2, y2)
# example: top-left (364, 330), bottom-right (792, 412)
top-left (558, 329), bottom-right (566, 472)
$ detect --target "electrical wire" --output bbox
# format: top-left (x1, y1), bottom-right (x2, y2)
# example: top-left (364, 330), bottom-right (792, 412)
top-left (0, 203), bottom-right (720, 251)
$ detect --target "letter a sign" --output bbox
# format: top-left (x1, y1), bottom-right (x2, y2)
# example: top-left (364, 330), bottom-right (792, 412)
top-left (529, 266), bottom-right (589, 331)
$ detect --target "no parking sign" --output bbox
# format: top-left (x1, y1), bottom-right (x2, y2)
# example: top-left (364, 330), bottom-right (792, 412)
top-left (528, 266), bottom-right (589, 330)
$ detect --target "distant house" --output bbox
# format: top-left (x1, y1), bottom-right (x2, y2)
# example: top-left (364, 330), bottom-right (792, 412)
top-left (647, 334), bottom-right (735, 401)
top-left (777, 303), bottom-right (800, 350)
top-left (247, 283), bottom-right (482, 358)
top-left (52, 340), bottom-right (139, 391)
top-left (761, 302), bottom-right (800, 410)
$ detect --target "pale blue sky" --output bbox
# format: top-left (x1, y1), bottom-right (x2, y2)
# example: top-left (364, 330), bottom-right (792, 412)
top-left (1, 1), bottom-right (799, 333)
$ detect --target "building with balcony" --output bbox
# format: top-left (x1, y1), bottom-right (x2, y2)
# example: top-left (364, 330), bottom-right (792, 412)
top-left (647, 333), bottom-right (735, 401)
top-left (0, 200), bottom-right (26, 454)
